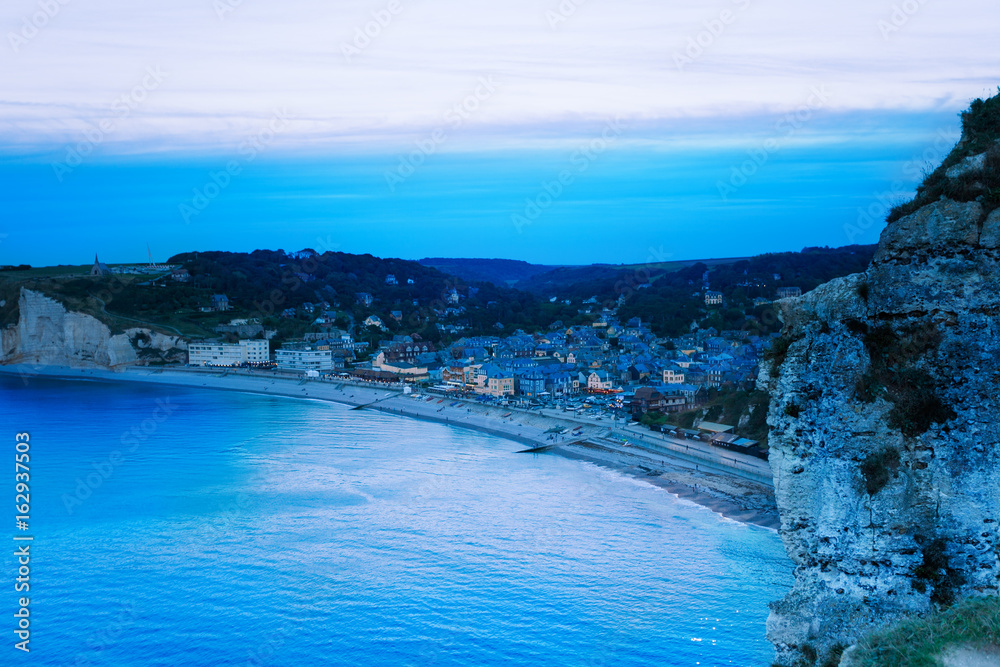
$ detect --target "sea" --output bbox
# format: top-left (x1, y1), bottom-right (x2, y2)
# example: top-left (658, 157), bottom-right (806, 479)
top-left (0, 376), bottom-right (792, 666)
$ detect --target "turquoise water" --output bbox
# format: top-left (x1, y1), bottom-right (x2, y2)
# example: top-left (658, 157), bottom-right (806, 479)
top-left (1, 377), bottom-right (791, 666)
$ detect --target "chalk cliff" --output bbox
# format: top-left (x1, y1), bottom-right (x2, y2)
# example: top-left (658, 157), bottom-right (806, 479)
top-left (764, 96), bottom-right (1000, 666)
top-left (0, 288), bottom-right (186, 368)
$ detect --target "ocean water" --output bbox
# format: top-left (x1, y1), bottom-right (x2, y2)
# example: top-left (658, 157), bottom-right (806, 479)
top-left (1, 376), bottom-right (792, 666)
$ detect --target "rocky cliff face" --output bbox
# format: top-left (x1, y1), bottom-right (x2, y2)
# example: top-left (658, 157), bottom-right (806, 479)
top-left (764, 136), bottom-right (1000, 663)
top-left (0, 288), bottom-right (186, 368)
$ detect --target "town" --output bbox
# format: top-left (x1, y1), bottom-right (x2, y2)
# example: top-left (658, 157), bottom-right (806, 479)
top-left (0, 247), bottom-right (875, 464)
top-left (182, 269), bottom-right (785, 458)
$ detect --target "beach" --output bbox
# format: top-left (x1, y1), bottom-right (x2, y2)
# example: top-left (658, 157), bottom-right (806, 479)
top-left (0, 363), bottom-right (780, 529)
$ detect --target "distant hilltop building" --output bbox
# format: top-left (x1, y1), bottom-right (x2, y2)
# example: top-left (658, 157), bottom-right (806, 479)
top-left (211, 294), bottom-right (230, 311)
top-left (776, 287), bottom-right (802, 299)
top-left (90, 254), bottom-right (111, 276)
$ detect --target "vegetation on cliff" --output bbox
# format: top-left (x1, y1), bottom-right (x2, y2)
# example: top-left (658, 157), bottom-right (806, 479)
top-left (888, 89), bottom-right (1000, 224)
top-left (848, 596), bottom-right (1000, 667)
top-left (850, 319), bottom-right (955, 439)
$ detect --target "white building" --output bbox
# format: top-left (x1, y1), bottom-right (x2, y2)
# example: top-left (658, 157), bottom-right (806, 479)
top-left (585, 370), bottom-right (614, 391)
top-left (663, 367), bottom-right (686, 384)
top-left (188, 343), bottom-right (242, 367)
top-left (276, 346), bottom-right (334, 372)
top-left (240, 340), bottom-right (270, 364)
top-left (188, 339), bottom-right (270, 367)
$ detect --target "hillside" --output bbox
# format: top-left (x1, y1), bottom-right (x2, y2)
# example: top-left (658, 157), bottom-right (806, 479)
top-left (1, 245), bottom-right (881, 352)
top-left (418, 258), bottom-right (561, 286)
top-left (618, 245), bottom-right (876, 337)
top-left (514, 256), bottom-right (748, 294)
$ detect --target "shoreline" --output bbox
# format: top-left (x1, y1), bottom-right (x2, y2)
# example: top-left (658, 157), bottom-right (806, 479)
top-left (0, 363), bottom-right (779, 529)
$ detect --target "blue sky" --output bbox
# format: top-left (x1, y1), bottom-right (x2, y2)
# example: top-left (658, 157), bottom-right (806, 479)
top-left (1, 0), bottom-right (997, 265)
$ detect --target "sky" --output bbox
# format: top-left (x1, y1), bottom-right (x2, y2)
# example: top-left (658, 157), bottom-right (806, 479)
top-left (0, 0), bottom-right (997, 265)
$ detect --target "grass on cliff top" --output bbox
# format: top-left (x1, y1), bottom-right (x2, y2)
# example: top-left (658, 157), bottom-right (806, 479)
top-left (849, 596), bottom-right (1000, 667)
top-left (0, 274), bottom-right (210, 337)
top-left (888, 89), bottom-right (1000, 224)
top-left (0, 264), bottom-right (94, 279)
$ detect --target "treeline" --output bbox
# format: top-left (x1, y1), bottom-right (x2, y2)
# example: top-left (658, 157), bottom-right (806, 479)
top-left (169, 249), bottom-right (453, 310)
top-left (91, 244), bottom-right (877, 343)
top-left (709, 245), bottom-right (877, 296)
top-left (615, 246), bottom-right (876, 337)
top-left (155, 250), bottom-right (595, 342)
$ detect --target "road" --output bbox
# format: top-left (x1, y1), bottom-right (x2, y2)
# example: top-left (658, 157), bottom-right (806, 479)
top-left (528, 405), bottom-right (773, 486)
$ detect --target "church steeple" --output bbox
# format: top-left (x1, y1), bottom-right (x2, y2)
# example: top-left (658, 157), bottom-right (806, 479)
top-left (90, 254), bottom-right (110, 276)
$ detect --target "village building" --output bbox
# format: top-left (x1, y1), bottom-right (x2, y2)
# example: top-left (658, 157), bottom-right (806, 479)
top-left (275, 344), bottom-right (335, 373)
top-left (704, 291), bottom-right (724, 306)
top-left (776, 287), bottom-right (802, 299)
top-left (629, 387), bottom-right (686, 419)
top-left (188, 340), bottom-right (269, 367)
top-left (662, 366), bottom-right (686, 384)
top-left (211, 294), bottom-right (230, 311)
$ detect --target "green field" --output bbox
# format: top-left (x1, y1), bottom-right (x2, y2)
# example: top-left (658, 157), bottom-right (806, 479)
top-left (0, 264), bottom-right (93, 279)
top-left (0, 270), bottom-right (198, 337)
top-left (0, 264), bottom-right (172, 280)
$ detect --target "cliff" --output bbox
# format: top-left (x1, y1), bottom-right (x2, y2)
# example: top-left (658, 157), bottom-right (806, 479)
top-left (0, 288), bottom-right (187, 368)
top-left (764, 96), bottom-right (1000, 666)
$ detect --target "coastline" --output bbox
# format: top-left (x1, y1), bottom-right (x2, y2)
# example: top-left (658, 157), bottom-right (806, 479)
top-left (0, 363), bottom-right (779, 529)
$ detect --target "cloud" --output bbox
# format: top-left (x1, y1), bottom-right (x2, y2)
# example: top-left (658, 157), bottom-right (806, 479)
top-left (0, 0), bottom-right (997, 153)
